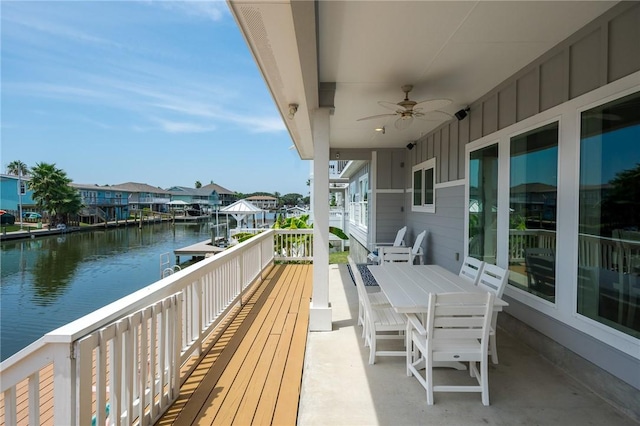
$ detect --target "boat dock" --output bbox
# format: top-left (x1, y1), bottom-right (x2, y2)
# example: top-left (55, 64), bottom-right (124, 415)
top-left (174, 239), bottom-right (226, 263)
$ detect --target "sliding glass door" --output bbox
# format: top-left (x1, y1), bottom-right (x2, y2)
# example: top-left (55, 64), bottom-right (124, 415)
top-left (508, 122), bottom-right (558, 303)
top-left (469, 144), bottom-right (498, 264)
top-left (578, 91), bottom-right (640, 338)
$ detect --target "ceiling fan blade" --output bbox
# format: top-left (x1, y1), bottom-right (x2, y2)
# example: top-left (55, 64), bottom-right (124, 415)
top-left (413, 98), bottom-right (452, 113)
top-left (394, 115), bottom-right (413, 130)
top-left (378, 101), bottom-right (405, 112)
top-left (357, 113), bottom-right (397, 122)
top-left (415, 110), bottom-right (454, 121)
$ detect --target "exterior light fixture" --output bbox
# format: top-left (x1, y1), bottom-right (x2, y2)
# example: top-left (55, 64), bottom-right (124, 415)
top-left (375, 126), bottom-right (385, 134)
top-left (455, 107), bottom-right (470, 121)
top-left (407, 142), bottom-right (417, 150)
top-left (287, 103), bottom-right (298, 119)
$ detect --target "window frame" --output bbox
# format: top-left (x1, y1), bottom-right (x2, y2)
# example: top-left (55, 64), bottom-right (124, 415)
top-left (411, 158), bottom-right (436, 213)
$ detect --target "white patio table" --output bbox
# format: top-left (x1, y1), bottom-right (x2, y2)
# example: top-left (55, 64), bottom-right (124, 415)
top-left (368, 263), bottom-right (508, 314)
top-left (368, 263), bottom-right (509, 369)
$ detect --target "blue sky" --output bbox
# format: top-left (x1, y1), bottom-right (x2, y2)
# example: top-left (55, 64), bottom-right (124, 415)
top-left (1, 1), bottom-right (309, 196)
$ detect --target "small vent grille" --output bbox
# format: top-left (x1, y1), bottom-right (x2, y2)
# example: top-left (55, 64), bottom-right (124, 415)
top-left (240, 6), bottom-right (285, 97)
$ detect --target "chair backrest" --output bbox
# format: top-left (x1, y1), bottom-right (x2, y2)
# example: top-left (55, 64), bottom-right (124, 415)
top-left (427, 292), bottom-right (494, 346)
top-left (477, 263), bottom-right (508, 298)
top-left (411, 230), bottom-right (427, 256)
top-left (393, 226), bottom-right (408, 246)
top-left (459, 256), bottom-right (484, 285)
top-left (379, 246), bottom-right (412, 263)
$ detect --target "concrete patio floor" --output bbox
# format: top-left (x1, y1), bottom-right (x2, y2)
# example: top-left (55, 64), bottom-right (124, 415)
top-left (298, 264), bottom-right (637, 426)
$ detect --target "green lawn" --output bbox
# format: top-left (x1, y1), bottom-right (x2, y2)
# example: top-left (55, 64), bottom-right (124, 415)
top-left (1, 225), bottom-right (21, 232)
top-left (329, 251), bottom-right (348, 264)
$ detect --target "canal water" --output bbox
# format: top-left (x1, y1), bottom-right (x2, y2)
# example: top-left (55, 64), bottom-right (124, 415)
top-left (0, 222), bottom-right (216, 361)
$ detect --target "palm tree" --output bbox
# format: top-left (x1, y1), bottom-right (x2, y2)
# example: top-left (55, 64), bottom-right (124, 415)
top-left (195, 181), bottom-right (202, 188)
top-left (29, 162), bottom-right (82, 225)
top-left (7, 160), bottom-right (29, 176)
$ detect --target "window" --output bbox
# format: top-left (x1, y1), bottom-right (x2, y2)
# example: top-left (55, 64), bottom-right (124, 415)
top-left (507, 122), bottom-right (558, 303)
top-left (348, 174), bottom-right (369, 229)
top-left (412, 158), bottom-right (436, 213)
top-left (577, 91), bottom-right (640, 338)
top-left (468, 145), bottom-right (498, 263)
top-left (358, 175), bottom-right (369, 227)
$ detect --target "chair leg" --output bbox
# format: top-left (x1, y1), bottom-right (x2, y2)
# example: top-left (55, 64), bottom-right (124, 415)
top-left (490, 313), bottom-right (499, 364)
top-left (369, 331), bottom-right (376, 365)
top-left (406, 331), bottom-right (412, 377)
top-left (490, 334), bottom-right (499, 364)
top-left (481, 357), bottom-right (490, 406)
top-left (363, 315), bottom-right (369, 346)
top-left (426, 356), bottom-right (434, 405)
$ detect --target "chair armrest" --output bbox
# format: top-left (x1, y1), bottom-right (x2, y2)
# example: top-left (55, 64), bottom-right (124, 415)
top-left (374, 242), bottom-right (394, 247)
top-left (405, 313), bottom-right (426, 336)
top-left (375, 241), bottom-right (406, 247)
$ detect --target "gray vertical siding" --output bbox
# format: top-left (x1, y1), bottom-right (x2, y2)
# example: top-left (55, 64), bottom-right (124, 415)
top-left (372, 148), bottom-right (406, 250)
top-left (408, 1), bottom-right (639, 183)
top-left (374, 192), bottom-right (405, 248)
top-left (406, 184), bottom-right (465, 274)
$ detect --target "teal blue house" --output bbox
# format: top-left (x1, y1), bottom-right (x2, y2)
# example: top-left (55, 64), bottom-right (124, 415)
top-left (167, 186), bottom-right (221, 212)
top-left (0, 173), bottom-right (37, 214)
top-left (71, 183), bottom-right (131, 223)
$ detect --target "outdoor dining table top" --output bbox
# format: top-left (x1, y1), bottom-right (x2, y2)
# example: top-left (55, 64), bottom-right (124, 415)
top-left (368, 263), bottom-right (508, 314)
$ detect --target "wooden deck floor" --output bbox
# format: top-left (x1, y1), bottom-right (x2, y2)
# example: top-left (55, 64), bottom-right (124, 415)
top-left (156, 263), bottom-right (312, 426)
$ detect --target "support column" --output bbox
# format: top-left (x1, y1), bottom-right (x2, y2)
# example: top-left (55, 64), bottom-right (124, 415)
top-left (310, 108), bottom-right (332, 331)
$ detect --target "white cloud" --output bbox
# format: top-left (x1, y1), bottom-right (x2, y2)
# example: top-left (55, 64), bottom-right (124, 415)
top-left (150, 117), bottom-right (217, 134)
top-left (153, 1), bottom-right (229, 22)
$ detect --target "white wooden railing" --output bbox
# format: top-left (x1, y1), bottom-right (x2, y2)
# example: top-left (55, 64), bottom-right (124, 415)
top-left (274, 229), bottom-right (314, 262)
top-left (0, 229), bottom-right (309, 426)
top-left (507, 229), bottom-right (639, 273)
top-left (508, 229), bottom-right (557, 262)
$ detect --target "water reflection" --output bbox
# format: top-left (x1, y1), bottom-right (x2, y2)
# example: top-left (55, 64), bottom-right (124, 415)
top-left (31, 236), bottom-right (84, 305)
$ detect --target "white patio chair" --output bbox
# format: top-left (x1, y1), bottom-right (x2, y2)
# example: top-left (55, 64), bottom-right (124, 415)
top-left (348, 257), bottom-right (405, 364)
top-left (367, 226), bottom-right (407, 264)
top-left (406, 292), bottom-right (494, 406)
top-left (410, 230), bottom-right (428, 265)
top-left (379, 245), bottom-right (412, 263)
top-left (476, 263), bottom-right (508, 364)
top-left (459, 256), bottom-right (485, 285)
top-left (347, 257), bottom-right (391, 339)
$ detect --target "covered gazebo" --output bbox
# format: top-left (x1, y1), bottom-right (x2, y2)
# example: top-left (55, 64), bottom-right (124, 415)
top-left (220, 199), bottom-right (265, 230)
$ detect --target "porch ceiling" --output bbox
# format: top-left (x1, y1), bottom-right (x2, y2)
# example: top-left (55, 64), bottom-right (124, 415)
top-left (228, 0), bottom-right (618, 158)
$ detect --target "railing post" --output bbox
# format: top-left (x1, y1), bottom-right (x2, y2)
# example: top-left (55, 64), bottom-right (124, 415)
top-left (238, 254), bottom-right (244, 306)
top-left (193, 278), bottom-right (202, 355)
top-left (51, 342), bottom-right (76, 425)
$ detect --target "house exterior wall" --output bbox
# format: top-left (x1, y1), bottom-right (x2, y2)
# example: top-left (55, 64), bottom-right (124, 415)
top-left (405, 183), bottom-right (465, 272)
top-left (369, 149), bottom-right (406, 252)
top-left (0, 175), bottom-right (36, 212)
top-left (346, 162), bottom-right (370, 250)
top-left (401, 1), bottom-right (640, 412)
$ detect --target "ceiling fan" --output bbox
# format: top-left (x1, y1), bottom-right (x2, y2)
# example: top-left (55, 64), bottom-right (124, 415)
top-left (357, 84), bottom-right (453, 130)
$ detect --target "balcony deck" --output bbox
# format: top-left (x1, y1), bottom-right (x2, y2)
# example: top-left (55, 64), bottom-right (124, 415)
top-left (3, 260), bottom-right (637, 425)
top-left (157, 263), bottom-right (312, 425)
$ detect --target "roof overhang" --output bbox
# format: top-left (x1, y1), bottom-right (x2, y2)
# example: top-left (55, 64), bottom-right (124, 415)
top-left (227, 0), bottom-right (318, 159)
top-left (229, 1), bottom-right (619, 156)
